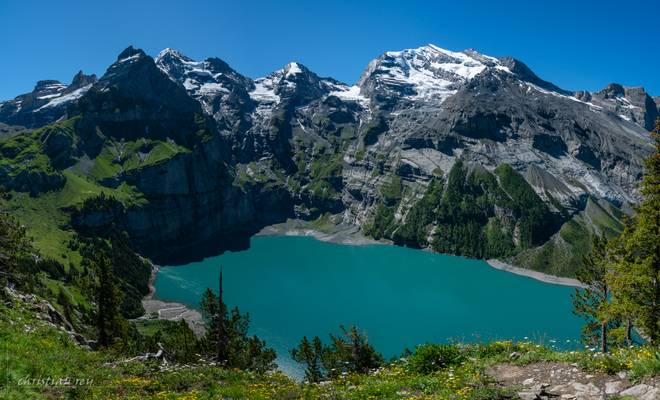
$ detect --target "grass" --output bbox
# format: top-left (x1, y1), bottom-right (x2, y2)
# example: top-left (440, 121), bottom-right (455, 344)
top-left (89, 147), bottom-right (121, 180)
top-left (5, 170), bottom-right (145, 268)
top-left (133, 319), bottom-right (170, 336)
top-left (309, 213), bottom-right (336, 233)
top-left (583, 197), bottom-right (625, 237)
top-left (41, 276), bottom-right (93, 316)
top-left (143, 141), bottom-right (188, 167)
top-left (4, 293), bottom-right (660, 400)
top-left (90, 138), bottom-right (191, 181)
top-left (380, 175), bottom-right (403, 204)
top-left (0, 130), bottom-right (61, 186)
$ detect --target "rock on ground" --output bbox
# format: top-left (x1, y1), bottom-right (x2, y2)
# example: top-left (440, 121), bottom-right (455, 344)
top-left (487, 362), bottom-right (660, 399)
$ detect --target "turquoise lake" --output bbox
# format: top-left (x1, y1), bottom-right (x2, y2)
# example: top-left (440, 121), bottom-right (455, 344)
top-left (154, 235), bottom-right (583, 375)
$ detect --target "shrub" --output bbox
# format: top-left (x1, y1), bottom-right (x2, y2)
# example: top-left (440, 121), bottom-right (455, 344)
top-left (472, 341), bottom-right (517, 359)
top-left (406, 344), bottom-right (464, 374)
top-left (630, 348), bottom-right (660, 380)
top-left (579, 354), bottom-right (629, 375)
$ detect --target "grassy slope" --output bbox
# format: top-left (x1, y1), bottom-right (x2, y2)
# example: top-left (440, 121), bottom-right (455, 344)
top-left (4, 171), bottom-right (142, 268)
top-left (2, 171), bottom-right (144, 313)
top-left (0, 118), bottom-right (174, 268)
top-left (511, 197), bottom-right (625, 277)
top-left (4, 295), bottom-right (660, 400)
top-left (90, 138), bottom-right (190, 181)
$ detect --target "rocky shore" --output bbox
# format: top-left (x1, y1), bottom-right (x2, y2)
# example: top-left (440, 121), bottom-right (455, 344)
top-left (139, 266), bottom-right (206, 337)
top-left (256, 218), bottom-right (381, 246)
top-left (487, 259), bottom-right (586, 288)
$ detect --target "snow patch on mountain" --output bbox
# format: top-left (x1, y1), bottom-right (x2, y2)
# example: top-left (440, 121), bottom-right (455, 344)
top-left (250, 76), bottom-right (280, 104)
top-left (36, 84), bottom-right (93, 110)
top-left (284, 62), bottom-right (302, 78)
top-left (328, 85), bottom-right (369, 105)
top-left (156, 48), bottom-right (252, 117)
top-left (359, 44), bottom-right (506, 103)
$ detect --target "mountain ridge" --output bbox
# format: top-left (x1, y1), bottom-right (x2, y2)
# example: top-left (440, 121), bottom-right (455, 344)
top-left (0, 44), bottom-right (655, 276)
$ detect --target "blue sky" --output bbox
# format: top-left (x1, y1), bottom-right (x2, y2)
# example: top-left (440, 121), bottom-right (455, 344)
top-left (0, 0), bottom-right (658, 100)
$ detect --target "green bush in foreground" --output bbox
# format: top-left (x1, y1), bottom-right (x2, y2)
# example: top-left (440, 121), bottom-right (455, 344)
top-left (406, 344), bottom-right (465, 374)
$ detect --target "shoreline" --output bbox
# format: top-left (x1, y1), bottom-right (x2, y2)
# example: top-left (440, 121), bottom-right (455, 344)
top-left (258, 218), bottom-right (585, 288)
top-left (486, 259), bottom-right (585, 288)
top-left (139, 220), bottom-right (585, 335)
top-left (139, 265), bottom-right (206, 337)
top-left (256, 218), bottom-right (382, 246)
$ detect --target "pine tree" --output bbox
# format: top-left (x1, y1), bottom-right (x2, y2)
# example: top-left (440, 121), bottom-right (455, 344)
top-left (607, 233), bottom-right (637, 346)
top-left (216, 266), bottom-right (227, 363)
top-left (292, 325), bottom-right (383, 380)
top-left (199, 267), bottom-right (229, 363)
top-left (199, 266), bottom-right (275, 371)
top-left (608, 118), bottom-right (660, 345)
top-left (572, 235), bottom-right (611, 352)
top-left (95, 253), bottom-right (123, 348)
top-left (0, 208), bottom-right (31, 293)
top-left (290, 336), bottom-right (324, 383)
top-left (160, 319), bottom-right (199, 362)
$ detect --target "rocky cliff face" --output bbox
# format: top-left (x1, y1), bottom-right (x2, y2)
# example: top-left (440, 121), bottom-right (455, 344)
top-left (0, 71), bottom-right (96, 128)
top-left (0, 44), bottom-right (655, 273)
top-left (578, 83), bottom-right (660, 131)
top-left (64, 46), bottom-right (293, 263)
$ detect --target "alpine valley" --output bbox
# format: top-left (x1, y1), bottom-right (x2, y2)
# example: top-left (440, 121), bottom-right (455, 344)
top-left (1, 44), bottom-right (656, 276)
top-left (3, 42), bottom-right (660, 400)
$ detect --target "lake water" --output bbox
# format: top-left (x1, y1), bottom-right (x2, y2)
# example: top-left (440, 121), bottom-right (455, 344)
top-left (154, 235), bottom-right (583, 375)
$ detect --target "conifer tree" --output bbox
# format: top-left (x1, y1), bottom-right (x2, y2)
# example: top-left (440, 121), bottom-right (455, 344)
top-left (290, 336), bottom-right (324, 383)
top-left (292, 325), bottom-right (383, 380)
top-left (199, 266), bottom-right (275, 371)
top-left (0, 208), bottom-right (31, 293)
top-left (572, 235), bottom-right (611, 352)
top-left (608, 118), bottom-right (660, 345)
top-left (95, 253), bottom-right (124, 348)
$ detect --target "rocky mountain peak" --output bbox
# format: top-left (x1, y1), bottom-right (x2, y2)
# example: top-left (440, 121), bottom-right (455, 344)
top-left (497, 56), bottom-right (569, 95)
top-left (0, 75), bottom-right (91, 128)
top-left (74, 45), bottom-right (205, 145)
top-left (592, 83), bottom-right (658, 130)
top-left (356, 44), bottom-right (508, 108)
top-left (249, 61), bottom-right (342, 109)
top-left (154, 48), bottom-right (253, 128)
top-left (30, 80), bottom-right (67, 100)
top-left (116, 45), bottom-right (147, 61)
top-left (204, 57), bottom-right (233, 74)
top-left (99, 46), bottom-right (168, 86)
top-left (156, 47), bottom-right (192, 62)
top-left (283, 62), bottom-right (304, 78)
top-left (69, 71), bottom-right (97, 91)
top-left (155, 48), bottom-right (247, 90)
top-left (597, 83), bottom-right (626, 99)
top-left (34, 79), bottom-right (66, 92)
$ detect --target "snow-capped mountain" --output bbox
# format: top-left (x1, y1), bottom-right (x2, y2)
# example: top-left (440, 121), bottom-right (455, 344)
top-left (357, 44), bottom-right (505, 106)
top-left (1, 44), bottom-right (654, 206)
top-left (155, 48), bottom-right (253, 125)
top-left (0, 44), bottom-right (655, 272)
top-left (0, 71), bottom-right (96, 128)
